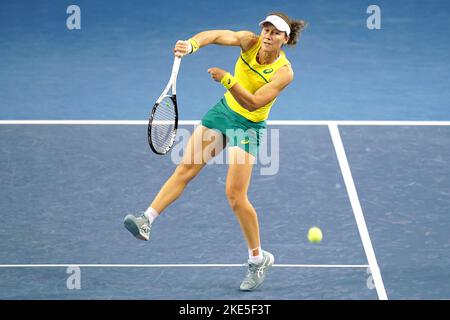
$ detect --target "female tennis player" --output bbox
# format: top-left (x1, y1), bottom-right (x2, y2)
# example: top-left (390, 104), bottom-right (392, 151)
top-left (125, 12), bottom-right (307, 291)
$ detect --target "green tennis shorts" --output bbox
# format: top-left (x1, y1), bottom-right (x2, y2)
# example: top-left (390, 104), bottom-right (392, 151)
top-left (201, 98), bottom-right (266, 156)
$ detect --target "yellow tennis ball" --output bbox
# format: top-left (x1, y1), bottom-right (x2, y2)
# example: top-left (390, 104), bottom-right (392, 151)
top-left (308, 227), bottom-right (323, 243)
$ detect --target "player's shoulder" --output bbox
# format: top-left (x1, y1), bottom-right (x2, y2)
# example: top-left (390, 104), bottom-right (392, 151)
top-left (272, 64), bottom-right (294, 85)
top-left (236, 31), bottom-right (259, 52)
top-left (280, 53), bottom-right (293, 74)
top-left (278, 63), bottom-right (294, 77)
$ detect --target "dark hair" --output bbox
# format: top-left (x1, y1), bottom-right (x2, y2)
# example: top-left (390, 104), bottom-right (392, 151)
top-left (269, 12), bottom-right (308, 46)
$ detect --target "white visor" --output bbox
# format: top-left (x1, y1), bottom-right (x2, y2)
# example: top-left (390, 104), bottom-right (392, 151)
top-left (258, 15), bottom-right (290, 36)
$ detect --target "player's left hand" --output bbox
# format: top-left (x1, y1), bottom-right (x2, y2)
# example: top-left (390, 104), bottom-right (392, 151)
top-left (207, 67), bottom-right (227, 82)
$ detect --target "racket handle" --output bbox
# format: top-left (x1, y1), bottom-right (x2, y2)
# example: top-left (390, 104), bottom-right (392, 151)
top-left (170, 57), bottom-right (181, 95)
top-left (172, 57), bottom-right (182, 75)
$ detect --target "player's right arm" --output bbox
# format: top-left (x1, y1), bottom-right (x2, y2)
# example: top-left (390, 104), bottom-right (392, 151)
top-left (173, 30), bottom-right (258, 57)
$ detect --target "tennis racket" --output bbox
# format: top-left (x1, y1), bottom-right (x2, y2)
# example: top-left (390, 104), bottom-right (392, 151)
top-left (148, 56), bottom-right (181, 155)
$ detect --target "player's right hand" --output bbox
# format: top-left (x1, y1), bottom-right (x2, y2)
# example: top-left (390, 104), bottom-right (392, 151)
top-left (173, 40), bottom-right (191, 57)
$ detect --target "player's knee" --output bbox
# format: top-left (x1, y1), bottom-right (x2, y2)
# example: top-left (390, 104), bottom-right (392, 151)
top-left (225, 186), bottom-right (247, 210)
top-left (175, 163), bottom-right (199, 182)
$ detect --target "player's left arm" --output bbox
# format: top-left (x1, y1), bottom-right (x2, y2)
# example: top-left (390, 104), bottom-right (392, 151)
top-left (207, 65), bottom-right (294, 111)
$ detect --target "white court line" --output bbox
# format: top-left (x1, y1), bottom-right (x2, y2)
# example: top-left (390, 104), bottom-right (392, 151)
top-left (0, 120), bottom-right (450, 126)
top-left (0, 264), bottom-right (369, 268)
top-left (329, 124), bottom-right (388, 300)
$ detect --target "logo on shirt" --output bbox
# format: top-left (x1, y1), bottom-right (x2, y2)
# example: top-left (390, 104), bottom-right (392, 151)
top-left (263, 68), bottom-right (274, 74)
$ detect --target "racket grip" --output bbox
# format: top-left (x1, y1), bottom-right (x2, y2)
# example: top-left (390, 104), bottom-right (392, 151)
top-left (172, 57), bottom-right (182, 75)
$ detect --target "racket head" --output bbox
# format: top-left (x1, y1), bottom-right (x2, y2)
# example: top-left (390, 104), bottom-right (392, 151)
top-left (148, 95), bottom-right (178, 155)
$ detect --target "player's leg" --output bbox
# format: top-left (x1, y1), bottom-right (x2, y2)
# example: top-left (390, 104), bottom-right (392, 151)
top-left (225, 146), bottom-right (259, 249)
top-left (225, 146), bottom-right (274, 291)
top-left (150, 125), bottom-right (225, 212)
top-left (124, 125), bottom-right (225, 240)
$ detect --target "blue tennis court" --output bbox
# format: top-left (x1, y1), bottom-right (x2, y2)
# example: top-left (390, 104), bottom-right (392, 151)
top-left (1, 0), bottom-right (450, 300)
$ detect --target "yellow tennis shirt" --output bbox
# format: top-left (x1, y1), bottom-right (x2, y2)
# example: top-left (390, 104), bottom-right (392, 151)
top-left (224, 36), bottom-right (290, 122)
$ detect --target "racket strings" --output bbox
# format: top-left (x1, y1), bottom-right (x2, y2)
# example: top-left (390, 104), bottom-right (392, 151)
top-left (150, 97), bottom-right (177, 153)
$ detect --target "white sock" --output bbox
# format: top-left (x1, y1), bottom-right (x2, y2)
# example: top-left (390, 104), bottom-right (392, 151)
top-left (144, 207), bottom-right (159, 224)
top-left (248, 247), bottom-right (263, 264)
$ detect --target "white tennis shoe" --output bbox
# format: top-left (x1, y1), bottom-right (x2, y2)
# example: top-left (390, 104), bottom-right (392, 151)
top-left (123, 213), bottom-right (152, 241)
top-left (240, 250), bottom-right (274, 291)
